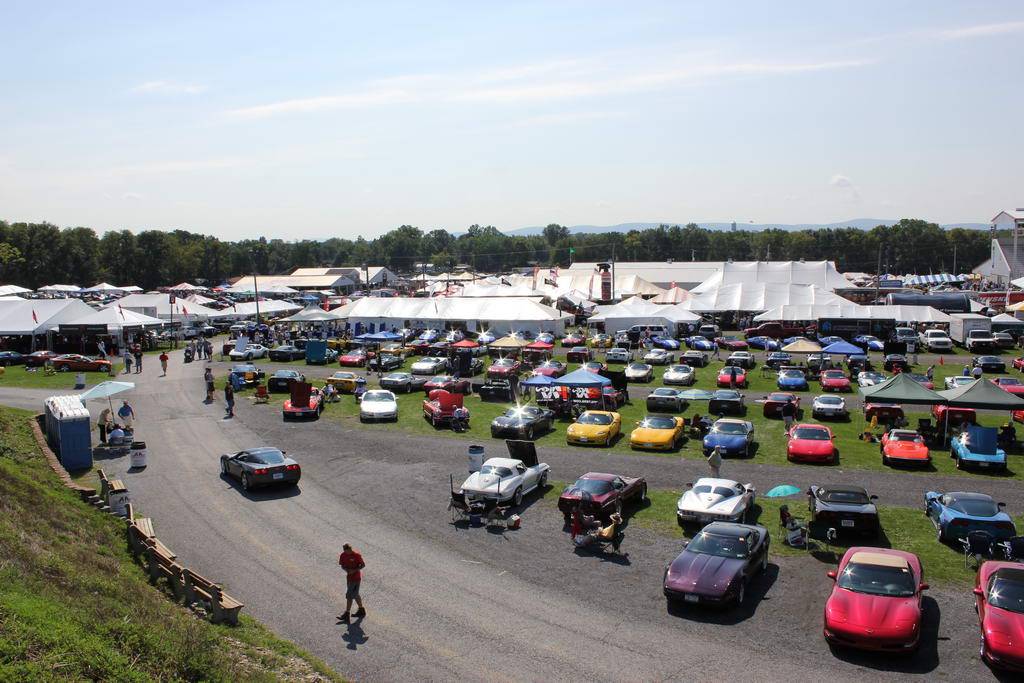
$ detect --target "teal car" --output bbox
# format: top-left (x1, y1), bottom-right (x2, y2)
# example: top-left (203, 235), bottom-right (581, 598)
top-left (951, 425), bottom-right (1007, 472)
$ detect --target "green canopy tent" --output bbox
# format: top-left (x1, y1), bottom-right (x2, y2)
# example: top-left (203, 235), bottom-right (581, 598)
top-left (858, 373), bottom-right (946, 442)
top-left (936, 377), bottom-right (1024, 445)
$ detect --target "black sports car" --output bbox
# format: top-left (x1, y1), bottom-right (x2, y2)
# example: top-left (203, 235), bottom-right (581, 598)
top-left (973, 355), bottom-right (1007, 374)
top-left (680, 351), bottom-right (709, 368)
top-left (368, 354), bottom-right (404, 372)
top-left (807, 485), bottom-right (880, 536)
top-left (709, 390), bottom-right (745, 416)
top-left (490, 405), bottom-right (555, 439)
top-left (268, 369), bottom-right (306, 392)
top-left (220, 447), bottom-right (301, 491)
top-left (229, 363), bottom-right (266, 383)
top-left (0, 351), bottom-right (25, 366)
top-left (477, 378), bottom-right (516, 402)
top-left (663, 522), bottom-right (770, 606)
top-left (646, 388), bottom-right (688, 412)
top-left (269, 345), bottom-right (305, 362)
top-left (764, 352), bottom-right (792, 369)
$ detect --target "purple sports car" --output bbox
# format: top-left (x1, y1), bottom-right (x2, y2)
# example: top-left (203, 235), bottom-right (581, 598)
top-left (662, 522), bottom-right (770, 607)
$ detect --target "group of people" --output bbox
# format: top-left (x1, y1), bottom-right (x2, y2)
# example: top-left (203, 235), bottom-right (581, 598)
top-left (186, 338), bottom-right (214, 362)
top-left (121, 344), bottom-right (145, 374)
top-left (569, 508), bottom-right (625, 553)
top-left (96, 400), bottom-right (136, 445)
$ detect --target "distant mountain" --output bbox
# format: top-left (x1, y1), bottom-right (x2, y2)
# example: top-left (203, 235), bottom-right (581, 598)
top-left (504, 219), bottom-right (989, 236)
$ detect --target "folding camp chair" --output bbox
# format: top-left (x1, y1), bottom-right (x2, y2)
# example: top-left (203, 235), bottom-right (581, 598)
top-left (995, 536), bottom-right (1024, 562)
top-left (253, 386), bottom-right (270, 404)
top-left (448, 490), bottom-right (471, 522)
top-left (960, 530), bottom-right (995, 569)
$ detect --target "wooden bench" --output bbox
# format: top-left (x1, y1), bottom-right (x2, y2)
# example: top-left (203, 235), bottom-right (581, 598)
top-left (143, 538), bottom-right (185, 600)
top-left (183, 569), bottom-right (244, 625)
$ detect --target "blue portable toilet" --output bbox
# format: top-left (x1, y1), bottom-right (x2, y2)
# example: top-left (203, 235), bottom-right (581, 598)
top-left (44, 395), bottom-right (93, 470)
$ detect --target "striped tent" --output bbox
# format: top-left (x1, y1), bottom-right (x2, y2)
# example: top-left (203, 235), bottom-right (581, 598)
top-left (904, 274), bottom-right (964, 286)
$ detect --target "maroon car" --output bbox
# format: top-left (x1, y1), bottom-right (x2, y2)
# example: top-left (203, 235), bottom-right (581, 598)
top-left (582, 360), bottom-right (607, 374)
top-left (408, 339), bottom-right (431, 355)
top-left (561, 333), bottom-right (585, 347)
top-left (600, 385), bottom-right (627, 409)
top-left (487, 358), bottom-right (522, 378)
top-left (663, 521), bottom-right (770, 607)
top-left (715, 336), bottom-right (749, 351)
top-left (533, 360), bottom-right (567, 378)
top-left (558, 472), bottom-right (647, 520)
top-left (25, 350), bottom-right (60, 367)
top-left (422, 375), bottom-right (471, 394)
top-left (566, 346), bottom-right (592, 363)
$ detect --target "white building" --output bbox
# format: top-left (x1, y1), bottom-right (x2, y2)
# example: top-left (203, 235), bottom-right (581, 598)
top-left (974, 210), bottom-right (1024, 284)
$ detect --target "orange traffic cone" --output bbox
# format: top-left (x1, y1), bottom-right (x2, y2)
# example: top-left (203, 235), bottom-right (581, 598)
top-left (939, 355), bottom-right (944, 365)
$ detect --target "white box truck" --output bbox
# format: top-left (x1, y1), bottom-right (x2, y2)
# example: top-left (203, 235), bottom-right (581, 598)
top-left (949, 313), bottom-right (994, 351)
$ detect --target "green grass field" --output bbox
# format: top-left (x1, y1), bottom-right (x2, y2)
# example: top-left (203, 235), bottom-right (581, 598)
top-left (0, 363), bottom-right (124, 390)
top-left (0, 406), bottom-right (343, 682)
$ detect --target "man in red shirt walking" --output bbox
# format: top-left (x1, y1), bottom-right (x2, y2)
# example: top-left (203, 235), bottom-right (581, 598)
top-left (337, 543), bottom-right (366, 622)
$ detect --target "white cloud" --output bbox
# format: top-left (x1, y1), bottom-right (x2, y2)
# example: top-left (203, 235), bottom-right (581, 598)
top-left (829, 174), bottom-right (854, 189)
top-left (225, 89), bottom-right (415, 119)
top-left (122, 192), bottom-right (142, 201)
top-left (941, 21), bottom-right (1024, 39)
top-left (829, 174), bottom-right (862, 203)
top-left (133, 80), bottom-right (206, 95)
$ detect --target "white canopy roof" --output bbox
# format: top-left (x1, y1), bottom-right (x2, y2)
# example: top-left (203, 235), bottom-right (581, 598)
top-left (588, 299), bottom-right (701, 324)
top-left (224, 283), bottom-right (301, 295)
top-left (169, 282), bottom-right (204, 291)
top-left (37, 284), bottom-right (81, 292)
top-left (82, 282), bottom-right (125, 293)
top-left (683, 283), bottom-right (850, 313)
top-left (119, 285), bottom-right (143, 292)
top-left (0, 284), bottom-right (33, 295)
top-left (991, 313), bottom-right (1024, 324)
top-left (0, 298), bottom-right (97, 335)
top-left (59, 306), bottom-right (167, 332)
top-left (753, 303), bottom-right (952, 323)
top-left (185, 293), bottom-right (216, 305)
top-left (105, 293), bottom-right (223, 321)
top-left (650, 285), bottom-right (691, 304)
top-left (277, 305), bottom-right (346, 322)
top-left (691, 261), bottom-right (848, 294)
top-left (223, 299), bottom-right (303, 318)
top-left (333, 296), bottom-right (572, 334)
top-left (506, 272), bottom-right (666, 299)
top-left (455, 283), bottom-right (547, 297)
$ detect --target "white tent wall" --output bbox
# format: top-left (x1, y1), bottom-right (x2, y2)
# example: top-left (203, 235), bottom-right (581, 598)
top-left (337, 296), bottom-right (571, 335)
top-left (683, 283), bottom-right (849, 313)
top-left (753, 303), bottom-right (951, 323)
top-left (691, 261), bottom-right (848, 294)
top-left (104, 293), bottom-right (223, 322)
top-left (0, 298), bottom-right (97, 335)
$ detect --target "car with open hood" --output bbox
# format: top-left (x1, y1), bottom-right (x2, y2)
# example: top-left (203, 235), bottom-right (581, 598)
top-left (282, 385), bottom-right (323, 420)
top-left (460, 456), bottom-right (550, 506)
top-left (676, 478), bottom-right (756, 525)
top-left (663, 522), bottom-right (769, 607)
top-left (951, 425), bottom-right (1008, 471)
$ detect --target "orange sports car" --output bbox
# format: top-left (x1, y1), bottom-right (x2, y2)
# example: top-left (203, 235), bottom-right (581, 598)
top-left (880, 429), bottom-right (931, 468)
top-left (50, 354), bottom-right (112, 372)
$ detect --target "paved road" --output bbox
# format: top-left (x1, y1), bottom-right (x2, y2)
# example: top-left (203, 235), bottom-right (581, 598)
top-left (1, 358), bottom-right (1013, 682)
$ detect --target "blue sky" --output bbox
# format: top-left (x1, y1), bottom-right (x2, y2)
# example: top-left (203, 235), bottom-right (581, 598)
top-left (2, 1), bottom-right (1022, 239)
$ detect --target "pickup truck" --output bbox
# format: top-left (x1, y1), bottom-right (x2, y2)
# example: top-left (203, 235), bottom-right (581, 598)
top-left (965, 329), bottom-right (997, 353)
top-left (743, 322), bottom-right (810, 339)
top-left (919, 328), bottom-right (953, 351)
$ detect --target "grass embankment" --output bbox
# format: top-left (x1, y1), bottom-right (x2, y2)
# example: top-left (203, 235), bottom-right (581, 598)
top-left (0, 406), bottom-right (343, 682)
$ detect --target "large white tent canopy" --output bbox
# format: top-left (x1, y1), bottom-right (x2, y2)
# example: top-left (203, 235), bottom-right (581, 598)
top-left (277, 305), bottom-right (346, 323)
top-left (0, 284), bottom-right (33, 295)
top-left (691, 261), bottom-right (848, 294)
top-left (37, 284), bottom-right (82, 292)
top-left (82, 282), bottom-right (125, 293)
top-left (332, 296), bottom-right (572, 335)
top-left (0, 298), bottom-right (97, 335)
top-left (59, 306), bottom-right (167, 333)
top-left (753, 303), bottom-right (952, 323)
top-left (506, 272), bottom-right (666, 300)
top-left (455, 283), bottom-right (547, 298)
top-left (588, 298), bottom-right (700, 334)
top-left (105, 293), bottom-right (223, 321)
top-left (222, 300), bottom-right (303, 318)
top-left (681, 283), bottom-right (850, 313)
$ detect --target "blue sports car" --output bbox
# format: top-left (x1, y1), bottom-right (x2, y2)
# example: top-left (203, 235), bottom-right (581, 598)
top-left (418, 329), bottom-right (440, 342)
top-left (853, 335), bottom-right (885, 352)
top-left (686, 336), bottom-right (717, 351)
top-left (651, 336), bottom-right (681, 350)
top-left (746, 336), bottom-right (781, 351)
top-left (783, 336), bottom-right (812, 345)
top-left (476, 331), bottom-right (496, 344)
top-left (925, 490), bottom-right (1016, 542)
top-left (950, 425), bottom-right (1008, 471)
top-left (817, 335), bottom-right (844, 346)
top-left (777, 368), bottom-right (809, 391)
top-left (702, 419), bottom-right (755, 457)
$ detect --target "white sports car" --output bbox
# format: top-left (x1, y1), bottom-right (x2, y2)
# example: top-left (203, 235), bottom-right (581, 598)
top-left (359, 389), bottom-right (398, 422)
top-left (228, 343), bottom-right (268, 361)
top-left (856, 371), bottom-right (886, 387)
top-left (606, 348), bottom-right (631, 363)
top-left (727, 351), bottom-right (756, 369)
top-left (643, 348), bottom-right (674, 365)
top-left (944, 375), bottom-right (977, 390)
top-left (460, 457), bottom-right (550, 506)
top-left (410, 356), bottom-right (449, 375)
top-left (811, 394), bottom-right (848, 420)
top-left (624, 362), bottom-right (654, 382)
top-left (662, 364), bottom-right (696, 385)
top-left (676, 478), bottom-right (756, 525)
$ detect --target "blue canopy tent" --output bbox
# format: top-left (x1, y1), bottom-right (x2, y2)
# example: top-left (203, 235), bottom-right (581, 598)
top-left (821, 340), bottom-right (864, 356)
top-left (520, 374), bottom-right (554, 386)
top-left (356, 332), bottom-right (403, 342)
top-left (551, 368), bottom-right (611, 387)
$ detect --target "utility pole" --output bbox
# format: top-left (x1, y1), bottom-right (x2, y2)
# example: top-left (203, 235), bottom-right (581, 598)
top-left (765, 244), bottom-right (771, 261)
top-left (875, 243), bottom-right (882, 304)
top-left (952, 243), bottom-right (957, 275)
top-left (691, 249), bottom-right (696, 262)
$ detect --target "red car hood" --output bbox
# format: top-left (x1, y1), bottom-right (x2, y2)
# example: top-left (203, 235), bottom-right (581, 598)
top-left (885, 441), bottom-right (929, 459)
top-left (489, 366), bottom-right (516, 374)
top-left (822, 378), bottom-right (850, 387)
top-left (665, 551), bottom-right (744, 596)
top-left (826, 588), bottom-right (920, 631)
top-left (789, 438), bottom-right (833, 455)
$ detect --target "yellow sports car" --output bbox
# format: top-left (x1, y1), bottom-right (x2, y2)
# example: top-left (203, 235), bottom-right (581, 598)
top-left (590, 333), bottom-right (613, 348)
top-left (380, 343), bottom-right (415, 358)
top-left (327, 338), bottom-right (349, 351)
top-left (326, 371), bottom-right (360, 392)
top-left (566, 410), bottom-right (621, 446)
top-left (629, 414), bottom-right (686, 451)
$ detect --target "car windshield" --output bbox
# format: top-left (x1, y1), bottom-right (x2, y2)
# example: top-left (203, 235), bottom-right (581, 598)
top-left (1000, 378), bottom-right (1022, 385)
top-left (823, 371), bottom-right (845, 379)
top-left (668, 365), bottom-right (691, 373)
top-left (641, 416), bottom-right (676, 429)
top-left (570, 478), bottom-right (613, 495)
top-left (950, 498), bottom-right (999, 517)
top-left (274, 371), bottom-right (298, 377)
top-left (652, 389), bottom-right (677, 396)
top-left (362, 392), bottom-right (392, 402)
top-left (585, 362), bottom-right (603, 369)
top-left (429, 376), bottom-right (452, 383)
top-left (494, 359), bottom-right (514, 366)
top-left (693, 485), bottom-right (738, 497)
top-left (891, 431), bottom-right (922, 442)
top-left (818, 396), bottom-right (843, 405)
top-left (248, 449), bottom-right (285, 465)
top-left (862, 372), bottom-right (884, 380)
top-left (838, 561), bottom-right (916, 597)
top-left (385, 373), bottom-right (409, 380)
top-left (504, 407), bottom-right (540, 418)
top-left (715, 391), bottom-right (740, 399)
top-left (628, 363), bottom-right (648, 370)
top-left (712, 422), bottom-right (746, 435)
top-left (781, 370), bottom-right (803, 378)
top-left (334, 372), bottom-right (355, 379)
top-left (479, 465), bottom-right (513, 478)
top-left (988, 571), bottom-right (1024, 614)
top-left (571, 347), bottom-right (587, 352)
top-left (793, 427), bottom-right (829, 440)
top-left (980, 356), bottom-right (1000, 363)
top-left (577, 412), bottom-right (612, 425)
top-left (768, 393), bottom-right (793, 402)
top-left (687, 532), bottom-right (749, 559)
top-left (541, 362), bottom-right (562, 368)
top-left (821, 489), bottom-right (869, 504)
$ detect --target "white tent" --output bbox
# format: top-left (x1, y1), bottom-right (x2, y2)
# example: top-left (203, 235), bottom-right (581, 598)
top-left (224, 283), bottom-right (300, 295)
top-left (456, 283), bottom-right (547, 297)
top-left (650, 285), bottom-right (691, 304)
top-left (224, 300), bottom-right (303, 318)
top-left (864, 305), bottom-right (951, 323)
top-left (333, 296), bottom-right (571, 335)
top-left (185, 293), bottom-right (217, 305)
top-left (38, 284), bottom-right (81, 292)
top-left (58, 306), bottom-right (167, 334)
top-left (83, 282), bottom-right (125, 293)
top-left (0, 284), bottom-right (33, 295)
top-left (105, 293), bottom-right (223, 321)
top-left (169, 282), bottom-right (204, 291)
top-left (691, 261), bottom-right (849, 294)
top-left (0, 295), bottom-right (26, 301)
top-left (277, 305), bottom-right (345, 322)
top-left (0, 298), bottom-right (97, 335)
top-left (683, 283), bottom-right (850, 313)
top-left (753, 303), bottom-right (952, 323)
top-left (506, 272), bottom-right (666, 300)
top-left (588, 300), bottom-right (700, 335)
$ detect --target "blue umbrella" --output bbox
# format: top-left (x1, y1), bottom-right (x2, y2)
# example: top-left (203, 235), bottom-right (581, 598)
top-left (357, 331), bottom-right (403, 342)
top-left (821, 340), bottom-right (863, 356)
top-left (765, 485), bottom-right (802, 498)
top-left (677, 389), bottom-right (714, 400)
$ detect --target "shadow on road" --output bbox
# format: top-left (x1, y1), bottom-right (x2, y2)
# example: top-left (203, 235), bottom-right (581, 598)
top-left (340, 618), bottom-right (368, 651)
top-left (828, 595), bottom-right (940, 674)
top-left (665, 563), bottom-right (779, 625)
top-left (218, 473), bottom-right (302, 501)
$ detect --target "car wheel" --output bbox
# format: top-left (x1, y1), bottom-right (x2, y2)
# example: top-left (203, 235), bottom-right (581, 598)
top-left (241, 473), bottom-right (251, 491)
top-left (882, 455), bottom-right (890, 467)
top-left (526, 427), bottom-right (534, 440)
top-left (831, 450), bottom-right (838, 465)
top-left (638, 483), bottom-right (647, 502)
top-left (936, 524), bottom-right (945, 543)
top-left (955, 457), bottom-right (964, 470)
top-left (760, 550), bottom-right (769, 573)
top-left (538, 472), bottom-right (548, 489)
top-left (58, 365), bottom-right (69, 372)
top-left (220, 460), bottom-right (228, 474)
top-left (513, 487), bottom-right (523, 507)
top-left (734, 581), bottom-right (745, 606)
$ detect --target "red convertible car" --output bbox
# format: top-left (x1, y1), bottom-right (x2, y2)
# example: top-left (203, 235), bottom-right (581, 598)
top-left (824, 547), bottom-right (927, 652)
top-left (338, 348), bottom-right (369, 367)
top-left (714, 336), bottom-right (749, 351)
top-left (786, 424), bottom-right (837, 464)
top-left (51, 354), bottom-right (112, 372)
top-left (975, 561), bottom-right (1024, 672)
top-left (282, 383), bottom-right (323, 419)
top-left (487, 358), bottom-right (522, 379)
top-left (880, 429), bottom-right (931, 468)
top-left (533, 360), bottom-right (567, 378)
top-left (819, 369), bottom-right (851, 392)
top-left (717, 366), bottom-right (747, 388)
top-left (557, 472), bottom-right (647, 520)
top-left (992, 376), bottom-right (1024, 395)
top-left (762, 392), bottom-right (799, 418)
top-left (422, 375), bottom-right (471, 394)
top-left (931, 405), bottom-right (977, 430)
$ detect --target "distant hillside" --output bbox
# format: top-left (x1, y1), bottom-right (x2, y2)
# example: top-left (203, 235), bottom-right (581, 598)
top-left (504, 220), bottom-right (989, 237)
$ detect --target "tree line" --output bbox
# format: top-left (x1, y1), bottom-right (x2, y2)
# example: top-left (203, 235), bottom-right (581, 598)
top-left (0, 218), bottom-right (994, 291)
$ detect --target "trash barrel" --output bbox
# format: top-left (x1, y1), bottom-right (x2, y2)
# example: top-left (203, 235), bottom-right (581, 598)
top-left (468, 445), bottom-right (484, 475)
top-left (74, 373), bottom-right (86, 389)
top-left (130, 441), bottom-right (147, 468)
top-left (107, 482), bottom-right (130, 516)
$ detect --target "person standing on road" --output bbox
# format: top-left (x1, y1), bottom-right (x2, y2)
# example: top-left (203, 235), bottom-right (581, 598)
top-left (159, 351), bottom-right (169, 376)
top-left (337, 543), bottom-right (366, 623)
top-left (707, 446), bottom-right (723, 479)
top-left (97, 406), bottom-right (112, 444)
top-left (224, 382), bottom-right (235, 418)
top-left (117, 400), bottom-right (135, 428)
top-left (133, 345), bottom-right (143, 374)
top-left (204, 368), bottom-right (215, 402)
top-left (781, 399), bottom-right (797, 435)
top-left (204, 339), bottom-right (213, 363)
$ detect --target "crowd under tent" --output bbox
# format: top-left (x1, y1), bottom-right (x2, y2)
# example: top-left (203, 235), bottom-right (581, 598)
top-left (690, 261), bottom-right (849, 294)
top-left (106, 293), bottom-right (223, 322)
top-left (331, 296), bottom-right (572, 335)
top-left (683, 282), bottom-right (849, 313)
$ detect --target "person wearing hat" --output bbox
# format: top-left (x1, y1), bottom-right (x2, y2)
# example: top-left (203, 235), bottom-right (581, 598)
top-left (999, 422), bottom-right (1016, 451)
top-left (354, 378), bottom-right (367, 403)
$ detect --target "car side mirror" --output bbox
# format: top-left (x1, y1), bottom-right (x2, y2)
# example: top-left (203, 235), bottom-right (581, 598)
top-left (686, 482), bottom-right (693, 487)
top-left (281, 451), bottom-right (286, 455)
top-left (920, 583), bottom-right (929, 591)
top-left (973, 587), bottom-right (984, 596)
top-left (870, 495), bottom-right (878, 500)
top-left (680, 540), bottom-right (689, 547)
top-left (827, 571), bottom-right (837, 580)
top-left (998, 502), bottom-right (1007, 508)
